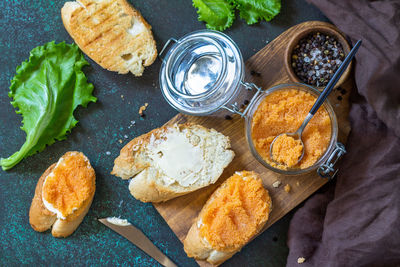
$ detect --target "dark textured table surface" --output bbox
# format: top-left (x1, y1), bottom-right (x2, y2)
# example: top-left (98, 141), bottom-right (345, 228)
top-left (0, 1), bottom-right (327, 266)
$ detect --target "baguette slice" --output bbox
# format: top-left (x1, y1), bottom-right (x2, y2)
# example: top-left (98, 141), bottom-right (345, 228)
top-left (61, 0), bottom-right (157, 76)
top-left (112, 123), bottom-right (235, 202)
top-left (29, 152), bottom-right (96, 238)
top-left (184, 171), bottom-right (272, 265)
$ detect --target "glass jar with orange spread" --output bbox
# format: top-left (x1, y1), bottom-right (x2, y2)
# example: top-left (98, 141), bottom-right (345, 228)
top-left (246, 83), bottom-right (343, 176)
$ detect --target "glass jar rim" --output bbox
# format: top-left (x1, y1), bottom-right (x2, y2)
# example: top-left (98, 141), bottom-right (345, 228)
top-left (245, 83), bottom-right (339, 175)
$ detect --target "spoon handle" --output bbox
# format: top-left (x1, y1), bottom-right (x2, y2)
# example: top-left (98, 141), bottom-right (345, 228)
top-left (309, 40), bottom-right (362, 115)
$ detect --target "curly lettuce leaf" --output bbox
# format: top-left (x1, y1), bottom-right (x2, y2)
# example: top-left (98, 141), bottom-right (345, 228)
top-left (1, 42), bottom-right (96, 170)
top-left (234, 0), bottom-right (281, 25)
top-left (193, 0), bottom-right (235, 31)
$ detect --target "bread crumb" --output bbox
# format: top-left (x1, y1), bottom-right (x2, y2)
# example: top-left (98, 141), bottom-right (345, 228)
top-left (128, 120), bottom-right (136, 129)
top-left (297, 257), bottom-right (305, 264)
top-left (284, 184), bottom-right (291, 193)
top-left (296, 181), bottom-right (300, 186)
top-left (272, 181), bottom-right (281, 188)
top-left (119, 139), bottom-right (123, 144)
top-left (139, 103), bottom-right (149, 117)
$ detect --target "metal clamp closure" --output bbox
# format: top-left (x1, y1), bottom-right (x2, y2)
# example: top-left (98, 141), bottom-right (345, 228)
top-left (159, 38), bottom-right (178, 63)
top-left (317, 142), bottom-right (346, 179)
top-left (222, 81), bottom-right (263, 117)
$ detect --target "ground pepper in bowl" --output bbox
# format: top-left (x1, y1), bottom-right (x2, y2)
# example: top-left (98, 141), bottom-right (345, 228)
top-left (291, 32), bottom-right (345, 87)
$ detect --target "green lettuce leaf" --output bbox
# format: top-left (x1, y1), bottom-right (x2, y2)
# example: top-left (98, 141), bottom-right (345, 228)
top-left (193, 0), bottom-right (235, 31)
top-left (234, 0), bottom-right (281, 25)
top-left (1, 42), bottom-right (96, 170)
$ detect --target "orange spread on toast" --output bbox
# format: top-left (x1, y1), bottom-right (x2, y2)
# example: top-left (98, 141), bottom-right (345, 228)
top-left (199, 171), bottom-right (271, 252)
top-left (42, 152), bottom-right (95, 219)
top-left (251, 89), bottom-right (331, 169)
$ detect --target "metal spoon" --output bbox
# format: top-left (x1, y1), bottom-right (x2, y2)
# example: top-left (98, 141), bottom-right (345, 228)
top-left (270, 40), bottom-right (362, 167)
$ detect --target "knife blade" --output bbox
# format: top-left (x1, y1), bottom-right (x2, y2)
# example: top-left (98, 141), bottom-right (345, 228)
top-left (99, 218), bottom-right (177, 267)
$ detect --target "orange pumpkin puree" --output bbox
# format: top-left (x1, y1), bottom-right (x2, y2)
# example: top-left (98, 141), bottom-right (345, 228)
top-left (272, 134), bottom-right (303, 167)
top-left (42, 152), bottom-right (95, 219)
top-left (199, 171), bottom-right (272, 252)
top-left (251, 89), bottom-right (331, 169)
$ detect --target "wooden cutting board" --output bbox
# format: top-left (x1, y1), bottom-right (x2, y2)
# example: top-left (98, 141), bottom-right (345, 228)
top-left (153, 21), bottom-right (353, 266)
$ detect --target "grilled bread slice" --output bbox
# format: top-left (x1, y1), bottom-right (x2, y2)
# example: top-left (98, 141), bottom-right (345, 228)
top-left (111, 123), bottom-right (235, 203)
top-left (61, 0), bottom-right (157, 76)
top-left (29, 152), bottom-right (96, 238)
top-left (184, 171), bottom-right (272, 265)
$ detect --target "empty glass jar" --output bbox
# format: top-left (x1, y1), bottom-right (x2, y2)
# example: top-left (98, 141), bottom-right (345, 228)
top-left (159, 30), bottom-right (259, 116)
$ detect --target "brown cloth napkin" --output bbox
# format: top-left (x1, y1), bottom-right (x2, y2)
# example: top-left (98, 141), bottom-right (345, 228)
top-left (287, 1), bottom-right (400, 266)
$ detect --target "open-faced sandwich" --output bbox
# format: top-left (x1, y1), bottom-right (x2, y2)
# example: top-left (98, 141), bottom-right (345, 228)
top-left (184, 171), bottom-right (272, 265)
top-left (29, 151), bottom-right (96, 238)
top-left (112, 123), bottom-right (235, 202)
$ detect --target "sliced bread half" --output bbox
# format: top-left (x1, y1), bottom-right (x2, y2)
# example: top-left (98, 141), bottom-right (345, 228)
top-left (61, 0), bottom-right (157, 76)
top-left (184, 171), bottom-right (272, 265)
top-left (111, 123), bottom-right (235, 202)
top-left (29, 151), bottom-right (96, 238)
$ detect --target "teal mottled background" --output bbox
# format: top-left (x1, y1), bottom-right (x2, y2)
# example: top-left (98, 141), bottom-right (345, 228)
top-left (0, 0), bottom-right (327, 266)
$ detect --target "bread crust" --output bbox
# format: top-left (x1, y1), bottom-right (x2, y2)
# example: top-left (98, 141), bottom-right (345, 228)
top-left (184, 221), bottom-right (236, 266)
top-left (29, 152), bottom-right (96, 238)
top-left (61, 0), bottom-right (157, 76)
top-left (29, 164), bottom-right (58, 232)
top-left (112, 123), bottom-right (235, 203)
top-left (127, 168), bottom-right (186, 202)
top-left (51, 196), bottom-right (93, 238)
top-left (112, 124), bottom-right (171, 181)
top-left (183, 172), bottom-right (272, 265)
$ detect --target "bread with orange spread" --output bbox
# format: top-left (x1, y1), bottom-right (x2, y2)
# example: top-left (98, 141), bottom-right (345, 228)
top-left (111, 123), bottom-right (235, 202)
top-left (183, 171), bottom-right (272, 265)
top-left (29, 151), bottom-right (96, 238)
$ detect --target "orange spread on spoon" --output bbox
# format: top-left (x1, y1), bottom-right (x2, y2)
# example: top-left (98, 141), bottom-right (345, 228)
top-left (272, 134), bottom-right (303, 167)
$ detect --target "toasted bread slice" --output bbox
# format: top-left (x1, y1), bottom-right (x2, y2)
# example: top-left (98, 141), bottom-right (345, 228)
top-left (111, 123), bottom-right (235, 202)
top-left (61, 0), bottom-right (157, 76)
top-left (29, 164), bottom-right (58, 232)
top-left (184, 171), bottom-right (272, 265)
top-left (29, 152), bottom-right (96, 238)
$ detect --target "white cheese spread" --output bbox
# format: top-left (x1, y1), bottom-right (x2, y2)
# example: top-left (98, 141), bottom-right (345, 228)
top-left (147, 128), bottom-right (204, 187)
top-left (106, 217), bottom-right (131, 226)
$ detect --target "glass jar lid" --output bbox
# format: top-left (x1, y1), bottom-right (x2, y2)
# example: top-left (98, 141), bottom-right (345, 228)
top-left (159, 30), bottom-right (244, 115)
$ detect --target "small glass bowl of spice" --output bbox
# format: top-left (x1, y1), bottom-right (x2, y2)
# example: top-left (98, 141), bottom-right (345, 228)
top-left (285, 23), bottom-right (351, 89)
